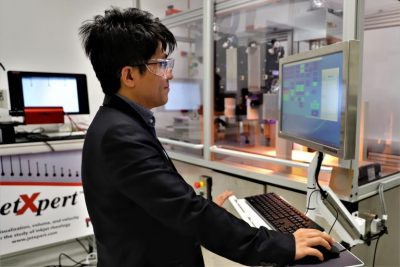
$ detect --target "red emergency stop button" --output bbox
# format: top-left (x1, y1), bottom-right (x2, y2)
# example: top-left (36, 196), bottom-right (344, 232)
top-left (194, 181), bottom-right (205, 188)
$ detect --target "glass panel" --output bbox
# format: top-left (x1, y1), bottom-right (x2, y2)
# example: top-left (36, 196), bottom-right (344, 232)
top-left (141, 1), bottom-right (202, 20)
top-left (153, 18), bottom-right (204, 157)
top-left (213, 0), bottom-right (344, 177)
top-left (360, 1), bottom-right (400, 183)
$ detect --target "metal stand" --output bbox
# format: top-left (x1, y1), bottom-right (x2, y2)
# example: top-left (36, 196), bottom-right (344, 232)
top-left (306, 152), bottom-right (364, 247)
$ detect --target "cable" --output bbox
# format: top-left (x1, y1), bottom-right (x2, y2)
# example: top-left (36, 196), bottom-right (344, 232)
top-left (44, 141), bottom-right (56, 152)
top-left (57, 252), bottom-right (92, 267)
top-left (328, 204), bottom-right (339, 234)
top-left (66, 114), bottom-right (87, 132)
top-left (305, 189), bottom-right (319, 215)
top-left (314, 151), bottom-right (327, 199)
top-left (58, 253), bottom-right (87, 267)
top-left (88, 236), bottom-right (94, 253)
top-left (372, 235), bottom-right (381, 267)
top-left (76, 238), bottom-right (90, 254)
top-left (66, 114), bottom-right (78, 133)
top-left (72, 259), bottom-right (89, 267)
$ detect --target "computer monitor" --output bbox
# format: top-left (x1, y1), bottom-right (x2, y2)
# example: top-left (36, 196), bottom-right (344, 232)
top-left (7, 71), bottom-right (90, 114)
top-left (164, 79), bottom-right (201, 111)
top-left (279, 41), bottom-right (360, 159)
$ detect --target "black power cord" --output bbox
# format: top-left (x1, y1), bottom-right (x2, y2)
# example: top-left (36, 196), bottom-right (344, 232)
top-left (363, 225), bottom-right (387, 267)
top-left (76, 238), bottom-right (90, 254)
top-left (372, 234), bottom-right (382, 267)
top-left (328, 204), bottom-right (339, 234)
top-left (304, 189), bottom-right (319, 215)
top-left (43, 237), bottom-right (95, 267)
top-left (314, 152), bottom-right (327, 199)
top-left (310, 151), bottom-right (338, 235)
top-left (58, 252), bottom-right (89, 267)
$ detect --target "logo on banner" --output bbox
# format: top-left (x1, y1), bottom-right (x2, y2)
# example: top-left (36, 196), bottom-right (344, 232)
top-left (0, 192), bottom-right (78, 216)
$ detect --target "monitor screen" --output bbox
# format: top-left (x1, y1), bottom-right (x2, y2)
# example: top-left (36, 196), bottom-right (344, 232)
top-left (164, 79), bottom-right (201, 111)
top-left (8, 71), bottom-right (90, 115)
top-left (279, 41), bottom-right (360, 159)
top-left (281, 52), bottom-right (343, 149)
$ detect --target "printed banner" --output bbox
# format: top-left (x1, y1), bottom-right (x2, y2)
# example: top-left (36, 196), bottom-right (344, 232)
top-left (0, 150), bottom-right (93, 256)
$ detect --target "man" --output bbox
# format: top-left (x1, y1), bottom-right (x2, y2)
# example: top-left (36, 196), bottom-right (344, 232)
top-left (80, 7), bottom-right (334, 266)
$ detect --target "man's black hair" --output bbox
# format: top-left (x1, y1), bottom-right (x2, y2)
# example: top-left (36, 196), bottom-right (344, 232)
top-left (79, 7), bottom-right (177, 95)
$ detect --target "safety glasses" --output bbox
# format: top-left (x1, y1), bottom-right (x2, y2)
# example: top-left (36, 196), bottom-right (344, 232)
top-left (144, 58), bottom-right (174, 78)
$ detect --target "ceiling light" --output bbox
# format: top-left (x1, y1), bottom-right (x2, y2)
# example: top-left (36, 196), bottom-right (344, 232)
top-left (312, 0), bottom-right (326, 9)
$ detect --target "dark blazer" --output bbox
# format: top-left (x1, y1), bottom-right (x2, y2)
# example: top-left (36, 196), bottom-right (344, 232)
top-left (81, 94), bottom-right (295, 267)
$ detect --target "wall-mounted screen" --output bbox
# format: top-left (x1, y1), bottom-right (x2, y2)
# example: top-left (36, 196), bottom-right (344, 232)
top-left (7, 71), bottom-right (89, 114)
top-left (164, 79), bottom-right (201, 111)
top-left (279, 41), bottom-right (360, 159)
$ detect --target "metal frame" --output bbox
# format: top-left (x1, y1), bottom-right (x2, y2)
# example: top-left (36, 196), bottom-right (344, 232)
top-left (343, 0), bottom-right (365, 201)
top-left (157, 0), bottom-right (400, 202)
top-left (158, 138), bottom-right (203, 150)
top-left (202, 0), bottom-right (214, 161)
top-left (210, 145), bottom-right (332, 172)
top-left (0, 140), bottom-right (83, 156)
top-left (161, 8), bottom-right (203, 28)
top-left (215, 0), bottom-right (277, 15)
top-left (160, 6), bottom-right (207, 156)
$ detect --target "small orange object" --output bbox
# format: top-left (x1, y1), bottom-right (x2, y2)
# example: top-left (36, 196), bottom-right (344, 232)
top-left (194, 181), bottom-right (205, 189)
top-left (165, 5), bottom-right (182, 16)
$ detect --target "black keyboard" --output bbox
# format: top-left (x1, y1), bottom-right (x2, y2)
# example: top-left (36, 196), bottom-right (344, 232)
top-left (245, 192), bottom-right (324, 234)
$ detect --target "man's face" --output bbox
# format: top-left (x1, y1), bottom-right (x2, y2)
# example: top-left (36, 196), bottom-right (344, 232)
top-left (134, 45), bottom-right (174, 109)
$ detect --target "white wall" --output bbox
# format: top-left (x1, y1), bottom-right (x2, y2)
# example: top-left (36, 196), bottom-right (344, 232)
top-left (0, 0), bottom-right (134, 122)
top-left (0, 0), bottom-right (135, 264)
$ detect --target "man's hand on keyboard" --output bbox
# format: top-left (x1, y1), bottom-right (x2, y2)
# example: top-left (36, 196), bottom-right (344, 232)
top-left (293, 229), bottom-right (334, 261)
top-left (214, 190), bottom-right (234, 207)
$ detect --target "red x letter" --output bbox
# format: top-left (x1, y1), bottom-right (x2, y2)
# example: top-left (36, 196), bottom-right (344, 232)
top-left (17, 193), bottom-right (40, 215)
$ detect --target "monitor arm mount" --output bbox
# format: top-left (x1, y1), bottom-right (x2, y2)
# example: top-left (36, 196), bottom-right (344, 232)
top-left (305, 152), bottom-right (388, 248)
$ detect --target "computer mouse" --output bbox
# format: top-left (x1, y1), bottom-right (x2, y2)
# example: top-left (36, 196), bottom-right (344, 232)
top-left (294, 244), bottom-right (340, 265)
top-left (320, 244), bottom-right (340, 260)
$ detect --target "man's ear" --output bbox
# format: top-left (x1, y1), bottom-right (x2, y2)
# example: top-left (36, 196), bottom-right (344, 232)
top-left (120, 66), bottom-right (136, 87)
